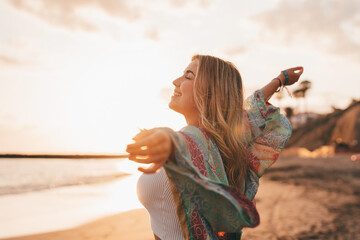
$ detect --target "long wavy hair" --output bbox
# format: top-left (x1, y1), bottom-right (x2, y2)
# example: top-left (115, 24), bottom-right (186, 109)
top-left (192, 54), bottom-right (248, 190)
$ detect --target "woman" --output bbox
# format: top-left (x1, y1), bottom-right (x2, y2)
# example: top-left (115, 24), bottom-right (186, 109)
top-left (126, 55), bottom-right (303, 239)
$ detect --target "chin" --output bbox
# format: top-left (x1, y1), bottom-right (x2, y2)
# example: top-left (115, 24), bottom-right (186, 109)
top-left (169, 101), bottom-right (181, 114)
top-left (168, 102), bottom-right (176, 111)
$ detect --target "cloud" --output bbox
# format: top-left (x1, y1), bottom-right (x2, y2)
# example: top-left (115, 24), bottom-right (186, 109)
top-left (252, 0), bottom-right (360, 61)
top-left (0, 55), bottom-right (22, 66)
top-left (7, 0), bottom-right (141, 31)
top-left (223, 45), bottom-right (247, 57)
top-left (169, 0), bottom-right (211, 9)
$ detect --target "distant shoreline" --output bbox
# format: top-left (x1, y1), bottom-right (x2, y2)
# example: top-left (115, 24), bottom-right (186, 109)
top-left (0, 154), bottom-right (128, 159)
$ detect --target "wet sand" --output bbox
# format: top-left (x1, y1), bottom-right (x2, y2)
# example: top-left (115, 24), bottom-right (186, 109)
top-left (2, 154), bottom-right (359, 240)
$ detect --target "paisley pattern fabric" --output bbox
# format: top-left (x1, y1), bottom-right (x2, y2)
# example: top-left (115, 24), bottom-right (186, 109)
top-left (163, 90), bottom-right (292, 239)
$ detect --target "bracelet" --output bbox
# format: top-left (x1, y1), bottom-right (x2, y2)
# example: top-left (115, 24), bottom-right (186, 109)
top-left (274, 78), bottom-right (282, 92)
top-left (282, 70), bottom-right (289, 85)
top-left (273, 77), bottom-right (292, 98)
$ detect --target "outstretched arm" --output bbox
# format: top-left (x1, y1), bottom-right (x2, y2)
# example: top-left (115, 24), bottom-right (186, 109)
top-left (261, 67), bottom-right (304, 102)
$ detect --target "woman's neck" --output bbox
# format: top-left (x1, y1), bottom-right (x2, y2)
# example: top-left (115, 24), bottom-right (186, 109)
top-left (185, 113), bottom-right (200, 127)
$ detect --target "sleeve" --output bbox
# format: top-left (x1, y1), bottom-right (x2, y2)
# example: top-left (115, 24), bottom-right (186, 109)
top-left (244, 90), bottom-right (292, 178)
top-left (162, 127), bottom-right (260, 233)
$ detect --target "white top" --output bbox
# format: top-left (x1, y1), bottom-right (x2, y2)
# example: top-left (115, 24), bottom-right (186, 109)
top-left (137, 167), bottom-right (183, 239)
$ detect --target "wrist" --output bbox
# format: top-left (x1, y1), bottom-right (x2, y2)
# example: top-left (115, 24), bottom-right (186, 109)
top-left (272, 77), bottom-right (282, 87)
top-left (272, 78), bottom-right (282, 93)
top-left (277, 74), bottom-right (286, 85)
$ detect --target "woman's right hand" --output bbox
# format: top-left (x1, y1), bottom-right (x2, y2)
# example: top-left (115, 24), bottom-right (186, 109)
top-left (126, 128), bottom-right (173, 174)
top-left (279, 66), bottom-right (304, 86)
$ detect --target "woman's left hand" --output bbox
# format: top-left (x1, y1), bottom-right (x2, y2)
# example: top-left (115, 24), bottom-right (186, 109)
top-left (126, 128), bottom-right (173, 173)
top-left (280, 66), bottom-right (304, 86)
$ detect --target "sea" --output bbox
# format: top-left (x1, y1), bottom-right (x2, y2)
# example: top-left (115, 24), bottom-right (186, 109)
top-left (0, 158), bottom-right (129, 196)
top-left (0, 158), bottom-right (144, 238)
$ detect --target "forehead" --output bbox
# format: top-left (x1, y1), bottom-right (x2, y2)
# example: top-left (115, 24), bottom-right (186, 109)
top-left (184, 60), bottom-right (198, 74)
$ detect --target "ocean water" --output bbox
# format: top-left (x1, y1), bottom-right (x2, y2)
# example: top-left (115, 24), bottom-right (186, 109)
top-left (0, 157), bottom-right (146, 238)
top-left (0, 158), bottom-right (129, 196)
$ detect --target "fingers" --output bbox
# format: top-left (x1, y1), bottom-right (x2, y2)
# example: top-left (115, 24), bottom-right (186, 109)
top-left (138, 162), bottom-right (164, 174)
top-left (127, 143), bottom-right (168, 155)
top-left (291, 66), bottom-right (304, 75)
top-left (128, 154), bottom-right (151, 164)
top-left (128, 153), bottom-right (168, 164)
top-left (127, 130), bottom-right (168, 149)
top-left (128, 133), bottom-right (154, 149)
top-left (292, 66), bottom-right (303, 71)
top-left (126, 128), bottom-right (172, 173)
top-left (132, 128), bottom-right (153, 141)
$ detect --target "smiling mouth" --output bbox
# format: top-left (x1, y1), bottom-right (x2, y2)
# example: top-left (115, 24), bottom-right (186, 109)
top-left (173, 92), bottom-right (182, 97)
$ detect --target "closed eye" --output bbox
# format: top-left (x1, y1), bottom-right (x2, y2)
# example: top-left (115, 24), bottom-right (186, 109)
top-left (183, 70), bottom-right (195, 79)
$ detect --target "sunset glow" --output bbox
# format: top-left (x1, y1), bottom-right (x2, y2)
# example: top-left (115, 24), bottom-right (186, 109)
top-left (1, 0), bottom-right (359, 154)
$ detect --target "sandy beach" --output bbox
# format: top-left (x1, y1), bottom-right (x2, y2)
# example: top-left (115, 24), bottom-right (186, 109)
top-left (244, 153), bottom-right (360, 239)
top-left (2, 208), bottom-right (153, 240)
top-left (2, 154), bottom-right (359, 240)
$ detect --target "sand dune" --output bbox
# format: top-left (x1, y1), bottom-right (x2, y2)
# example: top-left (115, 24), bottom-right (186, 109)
top-left (288, 101), bottom-right (360, 151)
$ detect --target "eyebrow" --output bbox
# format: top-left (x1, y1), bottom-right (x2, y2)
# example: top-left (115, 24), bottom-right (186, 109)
top-left (183, 70), bottom-right (195, 76)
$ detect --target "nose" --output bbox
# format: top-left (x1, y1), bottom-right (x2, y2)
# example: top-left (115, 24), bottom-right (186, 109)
top-left (172, 76), bottom-right (182, 87)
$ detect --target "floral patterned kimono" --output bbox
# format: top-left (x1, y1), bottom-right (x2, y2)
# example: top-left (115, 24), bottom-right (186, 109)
top-left (162, 90), bottom-right (292, 240)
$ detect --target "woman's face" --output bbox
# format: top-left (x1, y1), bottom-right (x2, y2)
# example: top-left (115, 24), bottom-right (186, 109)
top-left (169, 60), bottom-right (199, 118)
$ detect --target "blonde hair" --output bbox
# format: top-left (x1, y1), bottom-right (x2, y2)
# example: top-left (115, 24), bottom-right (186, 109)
top-left (192, 54), bottom-right (248, 190)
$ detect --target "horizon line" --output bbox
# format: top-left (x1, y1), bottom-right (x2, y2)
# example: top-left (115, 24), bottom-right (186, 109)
top-left (0, 153), bottom-right (128, 159)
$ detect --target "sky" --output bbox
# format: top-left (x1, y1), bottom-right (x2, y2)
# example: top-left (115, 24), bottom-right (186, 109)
top-left (0, 0), bottom-right (359, 154)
